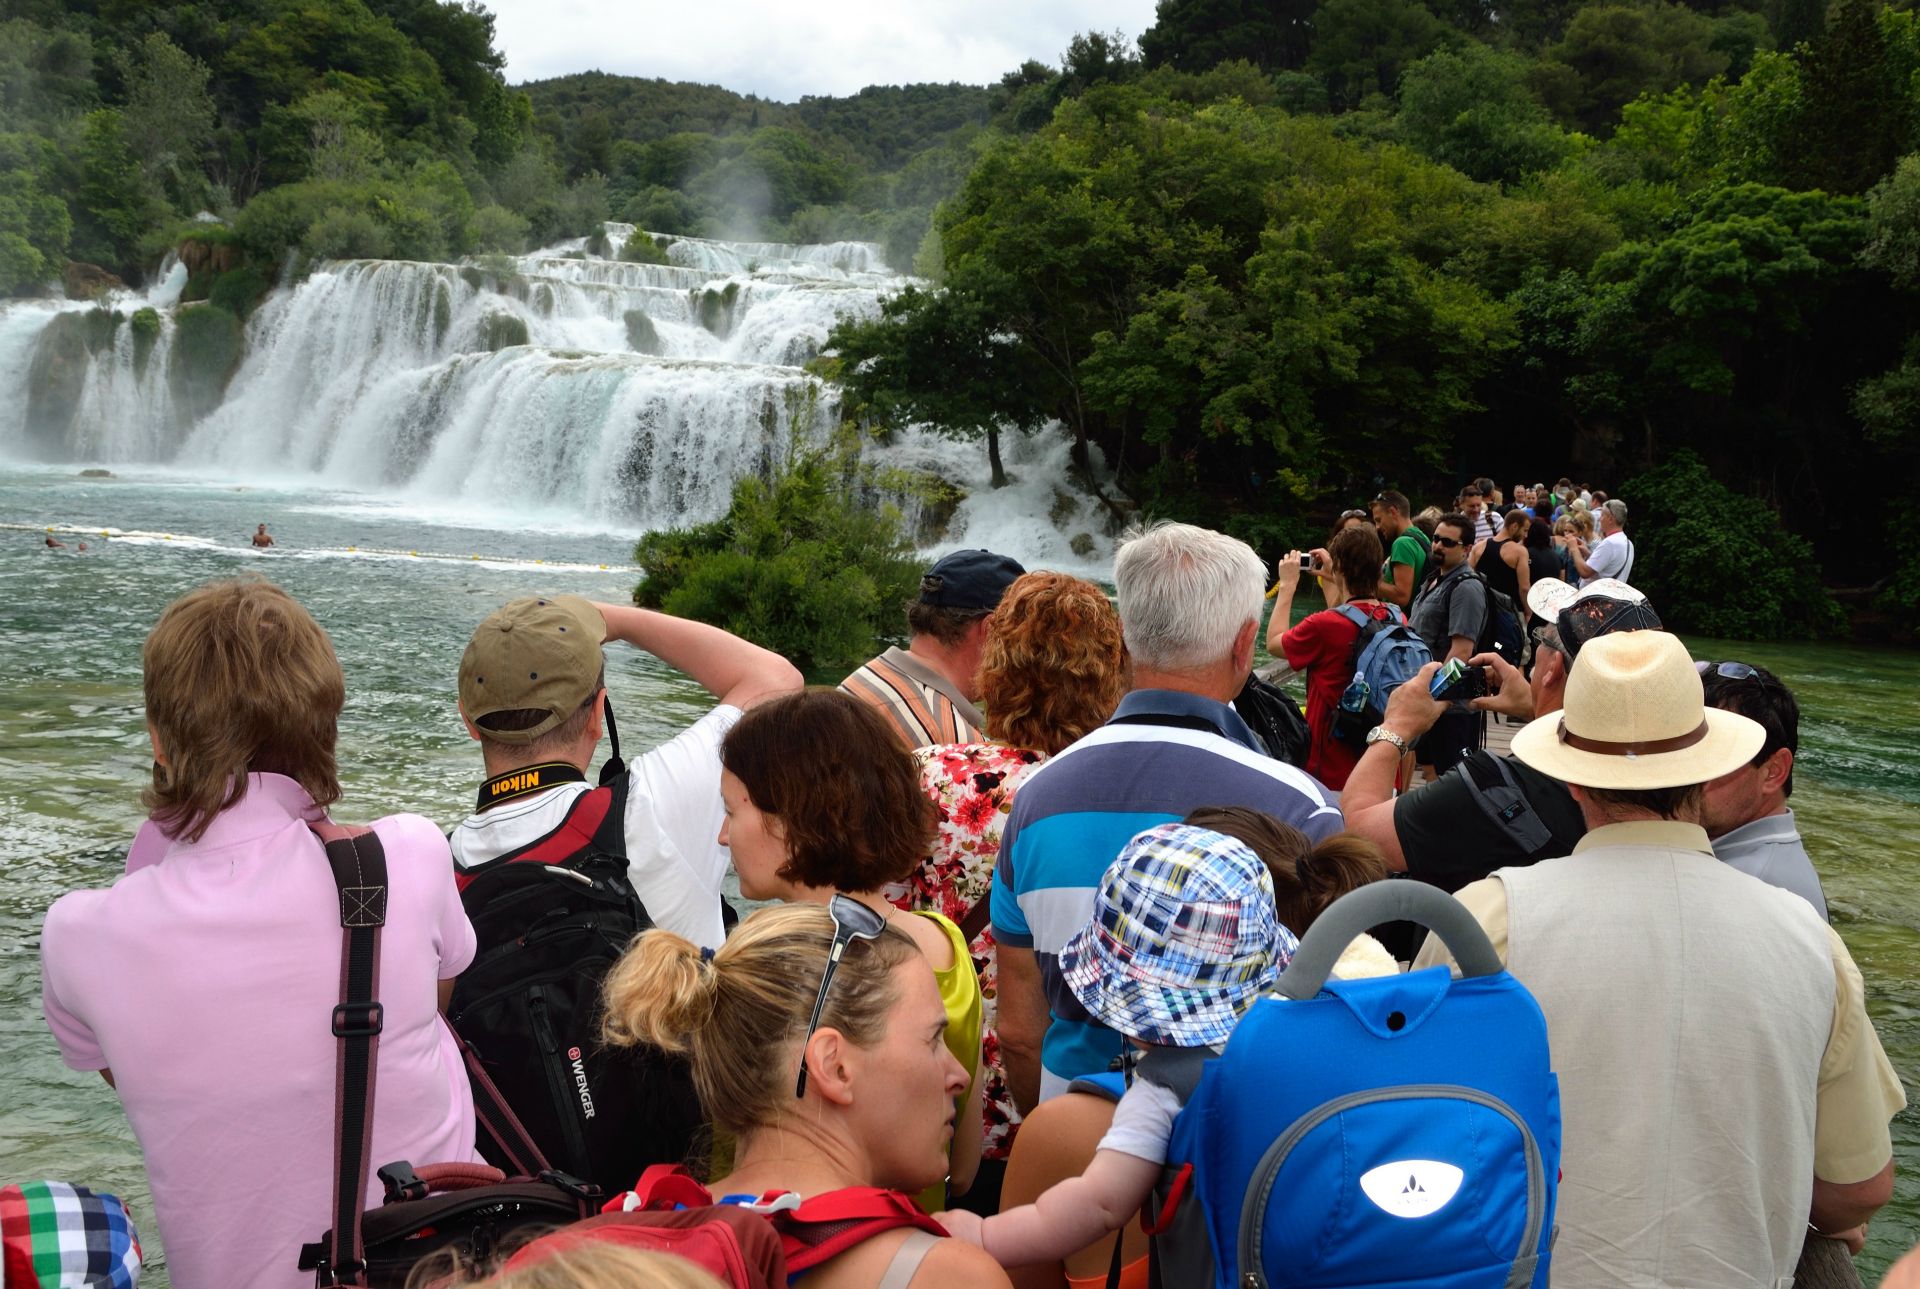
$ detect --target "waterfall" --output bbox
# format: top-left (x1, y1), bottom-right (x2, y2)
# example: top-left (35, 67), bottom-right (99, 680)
top-left (0, 226), bottom-right (1118, 567)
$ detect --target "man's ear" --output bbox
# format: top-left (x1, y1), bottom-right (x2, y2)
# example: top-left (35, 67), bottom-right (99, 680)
top-left (458, 701), bottom-right (483, 744)
top-left (1231, 618), bottom-right (1259, 676)
top-left (801, 1027), bottom-right (858, 1109)
top-left (1760, 747), bottom-right (1793, 798)
top-left (585, 688), bottom-right (607, 744)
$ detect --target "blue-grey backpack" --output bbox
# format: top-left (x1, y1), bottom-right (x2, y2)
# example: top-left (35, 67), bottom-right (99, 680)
top-left (1166, 881), bottom-right (1561, 1289)
top-left (1330, 604), bottom-right (1432, 747)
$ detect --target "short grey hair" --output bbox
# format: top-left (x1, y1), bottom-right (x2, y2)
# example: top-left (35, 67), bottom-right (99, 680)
top-left (1602, 499), bottom-right (1628, 528)
top-left (1113, 522), bottom-right (1267, 672)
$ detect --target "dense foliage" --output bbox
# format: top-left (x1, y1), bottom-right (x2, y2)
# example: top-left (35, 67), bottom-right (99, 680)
top-left (815, 0), bottom-right (1920, 635)
top-left (1619, 451), bottom-right (1843, 639)
top-left (631, 442), bottom-right (922, 676)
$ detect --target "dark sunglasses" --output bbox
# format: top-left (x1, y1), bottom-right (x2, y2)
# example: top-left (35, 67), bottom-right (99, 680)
top-left (1431, 535), bottom-right (1464, 548)
top-left (795, 894), bottom-right (889, 1098)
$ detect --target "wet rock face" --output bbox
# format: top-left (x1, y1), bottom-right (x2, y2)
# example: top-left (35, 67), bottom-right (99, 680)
top-left (24, 312), bottom-right (92, 452)
top-left (62, 261), bottom-right (124, 301)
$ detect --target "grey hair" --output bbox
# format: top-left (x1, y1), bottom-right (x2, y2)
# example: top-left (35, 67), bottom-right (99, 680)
top-left (1113, 521), bottom-right (1267, 672)
top-left (1602, 499), bottom-right (1628, 527)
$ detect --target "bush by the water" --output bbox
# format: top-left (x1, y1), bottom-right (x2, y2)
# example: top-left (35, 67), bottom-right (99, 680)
top-left (632, 446), bottom-right (921, 675)
top-left (620, 230), bottom-right (670, 264)
top-left (1619, 451), bottom-right (1845, 640)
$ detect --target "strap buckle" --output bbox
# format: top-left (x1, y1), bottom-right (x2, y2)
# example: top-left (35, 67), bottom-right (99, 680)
top-left (378, 1161), bottom-right (428, 1203)
top-left (538, 1169), bottom-right (603, 1203)
top-left (331, 1001), bottom-right (384, 1038)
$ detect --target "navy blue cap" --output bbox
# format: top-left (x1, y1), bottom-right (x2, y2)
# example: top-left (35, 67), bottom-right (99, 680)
top-left (919, 549), bottom-right (1026, 612)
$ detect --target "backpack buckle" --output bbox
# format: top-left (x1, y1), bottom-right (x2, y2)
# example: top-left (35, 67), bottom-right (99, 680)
top-left (332, 1001), bottom-right (384, 1038)
top-left (538, 1170), bottom-right (603, 1203)
top-left (378, 1161), bottom-right (428, 1203)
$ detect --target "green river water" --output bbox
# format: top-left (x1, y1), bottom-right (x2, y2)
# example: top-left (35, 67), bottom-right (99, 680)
top-left (2, 465), bottom-right (1915, 1283)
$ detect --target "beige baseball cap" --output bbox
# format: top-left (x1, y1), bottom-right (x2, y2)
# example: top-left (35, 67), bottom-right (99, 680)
top-left (459, 594), bottom-right (606, 742)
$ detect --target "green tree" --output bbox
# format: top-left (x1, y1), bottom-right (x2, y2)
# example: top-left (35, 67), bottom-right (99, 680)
top-left (1398, 45), bottom-right (1575, 183)
top-left (1307, 0), bottom-right (1449, 108)
top-left (1139, 0), bottom-right (1316, 73)
top-left (1780, 0), bottom-right (1909, 195)
top-left (72, 109), bottom-right (164, 274)
top-left (1536, 2), bottom-right (1728, 135)
top-left (119, 33), bottom-right (216, 207)
top-left (631, 442), bottom-right (922, 676)
top-left (0, 131), bottom-right (69, 294)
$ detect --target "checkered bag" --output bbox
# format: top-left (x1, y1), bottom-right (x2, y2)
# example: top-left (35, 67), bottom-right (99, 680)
top-left (0, 1181), bottom-right (142, 1288)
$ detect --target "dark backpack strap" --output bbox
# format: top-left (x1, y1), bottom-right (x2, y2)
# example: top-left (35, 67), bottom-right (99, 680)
top-left (455, 1026), bottom-right (556, 1177)
top-left (1133, 1045), bottom-right (1213, 1103)
top-left (310, 821), bottom-right (389, 1288)
top-left (956, 892), bottom-right (993, 947)
top-left (1460, 753), bottom-right (1556, 856)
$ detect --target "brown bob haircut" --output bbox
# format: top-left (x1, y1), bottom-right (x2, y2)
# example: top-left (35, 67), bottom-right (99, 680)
top-left (1325, 525), bottom-right (1384, 602)
top-left (142, 578), bottom-right (345, 843)
top-left (978, 571), bottom-right (1127, 756)
top-left (1183, 806), bottom-right (1388, 937)
top-left (721, 690), bottom-right (935, 892)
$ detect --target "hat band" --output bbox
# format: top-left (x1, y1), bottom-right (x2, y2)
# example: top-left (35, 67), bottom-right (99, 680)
top-left (1556, 717), bottom-right (1708, 757)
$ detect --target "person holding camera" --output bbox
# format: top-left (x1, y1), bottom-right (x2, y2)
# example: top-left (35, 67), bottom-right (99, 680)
top-left (1406, 512), bottom-right (1489, 775)
top-left (1266, 524), bottom-right (1393, 789)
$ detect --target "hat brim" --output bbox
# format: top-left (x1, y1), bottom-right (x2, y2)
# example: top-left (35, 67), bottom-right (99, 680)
top-left (1526, 577), bottom-right (1579, 621)
top-left (1510, 706), bottom-right (1766, 790)
top-left (1059, 920), bottom-right (1268, 1048)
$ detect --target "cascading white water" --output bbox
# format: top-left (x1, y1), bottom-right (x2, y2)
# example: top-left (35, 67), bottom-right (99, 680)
top-left (0, 226), bottom-right (1117, 566)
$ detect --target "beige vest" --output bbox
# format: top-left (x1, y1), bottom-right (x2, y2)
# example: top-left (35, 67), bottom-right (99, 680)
top-left (1501, 844), bottom-right (1833, 1288)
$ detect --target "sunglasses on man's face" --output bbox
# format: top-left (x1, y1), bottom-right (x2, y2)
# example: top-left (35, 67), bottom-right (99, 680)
top-left (1432, 535), bottom-right (1464, 548)
top-left (795, 894), bottom-right (889, 1098)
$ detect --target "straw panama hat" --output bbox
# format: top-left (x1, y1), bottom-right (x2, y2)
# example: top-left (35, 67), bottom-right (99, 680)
top-left (1510, 631), bottom-right (1766, 790)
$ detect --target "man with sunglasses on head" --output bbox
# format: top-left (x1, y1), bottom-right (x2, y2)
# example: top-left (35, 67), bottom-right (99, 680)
top-left (1698, 660), bottom-right (1828, 919)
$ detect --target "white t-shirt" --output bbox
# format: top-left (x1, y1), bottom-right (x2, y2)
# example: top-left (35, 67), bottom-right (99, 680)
top-left (1096, 1077), bottom-right (1185, 1165)
top-left (450, 705), bottom-right (743, 948)
top-left (1584, 530), bottom-right (1634, 585)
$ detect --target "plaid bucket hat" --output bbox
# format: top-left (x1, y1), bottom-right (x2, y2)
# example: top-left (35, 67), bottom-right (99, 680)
top-left (0, 1182), bottom-right (143, 1288)
top-left (1059, 823), bottom-right (1297, 1048)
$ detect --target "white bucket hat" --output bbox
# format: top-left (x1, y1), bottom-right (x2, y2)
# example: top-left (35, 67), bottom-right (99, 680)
top-left (1510, 631), bottom-right (1765, 790)
top-left (1526, 576), bottom-right (1643, 623)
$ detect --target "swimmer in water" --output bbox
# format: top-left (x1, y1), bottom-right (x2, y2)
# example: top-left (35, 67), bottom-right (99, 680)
top-left (251, 523), bottom-right (275, 548)
top-left (44, 533), bottom-right (66, 549)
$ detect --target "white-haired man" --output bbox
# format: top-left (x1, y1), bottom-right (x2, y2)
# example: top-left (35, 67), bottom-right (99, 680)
top-left (1416, 631), bottom-right (1902, 1285)
top-left (1568, 497), bottom-right (1634, 585)
top-left (990, 522), bottom-right (1343, 1112)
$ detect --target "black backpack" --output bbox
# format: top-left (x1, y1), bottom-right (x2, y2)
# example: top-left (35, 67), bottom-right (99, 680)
top-left (1234, 671), bottom-right (1313, 768)
top-left (1442, 567), bottom-right (1527, 666)
top-left (447, 767), bottom-right (704, 1195)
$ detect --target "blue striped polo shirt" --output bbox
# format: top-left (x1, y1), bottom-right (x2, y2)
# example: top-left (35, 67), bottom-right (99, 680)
top-left (990, 689), bottom-right (1343, 1100)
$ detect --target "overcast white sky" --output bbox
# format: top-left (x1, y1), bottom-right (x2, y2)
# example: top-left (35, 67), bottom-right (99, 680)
top-left (486, 0), bottom-right (1163, 102)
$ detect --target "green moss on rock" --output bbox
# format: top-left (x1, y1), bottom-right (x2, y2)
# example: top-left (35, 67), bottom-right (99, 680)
top-left (129, 307), bottom-right (161, 376)
top-left (24, 312), bottom-right (92, 450)
top-left (624, 309), bottom-right (662, 355)
top-left (478, 311), bottom-right (529, 352)
top-left (169, 304), bottom-right (244, 420)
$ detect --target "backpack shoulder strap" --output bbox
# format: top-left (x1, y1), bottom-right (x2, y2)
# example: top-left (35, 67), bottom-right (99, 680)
top-left (1459, 753), bottom-right (1557, 856)
top-left (1333, 603), bottom-right (1369, 630)
top-left (775, 1187), bottom-right (949, 1274)
top-left (877, 1230), bottom-right (940, 1289)
top-left (1135, 1045), bottom-right (1213, 1103)
top-left (309, 821), bottom-right (388, 1288)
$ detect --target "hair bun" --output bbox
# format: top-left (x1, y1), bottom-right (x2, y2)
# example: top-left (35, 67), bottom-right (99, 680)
top-left (600, 929), bottom-right (716, 1055)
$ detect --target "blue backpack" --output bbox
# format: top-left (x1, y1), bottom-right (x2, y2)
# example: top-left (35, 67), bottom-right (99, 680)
top-left (1165, 881), bottom-right (1560, 1289)
top-left (1330, 604), bottom-right (1432, 747)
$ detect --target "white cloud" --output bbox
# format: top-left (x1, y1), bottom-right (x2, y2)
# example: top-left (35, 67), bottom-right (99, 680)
top-left (487, 0), bottom-right (1161, 101)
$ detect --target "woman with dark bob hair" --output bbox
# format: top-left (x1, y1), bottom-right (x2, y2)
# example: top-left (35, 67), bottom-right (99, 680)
top-left (39, 578), bottom-right (478, 1288)
top-left (597, 902), bottom-right (1011, 1288)
top-left (886, 571), bottom-right (1127, 1211)
top-left (720, 690), bottom-right (988, 1207)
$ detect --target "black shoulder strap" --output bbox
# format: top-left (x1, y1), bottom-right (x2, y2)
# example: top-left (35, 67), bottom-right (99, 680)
top-left (1134, 1045), bottom-right (1213, 1103)
top-left (314, 824), bottom-right (389, 1287)
top-left (1459, 753), bottom-right (1555, 856)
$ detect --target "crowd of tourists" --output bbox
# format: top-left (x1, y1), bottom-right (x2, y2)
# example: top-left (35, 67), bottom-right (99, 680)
top-left (17, 497), bottom-right (1910, 1289)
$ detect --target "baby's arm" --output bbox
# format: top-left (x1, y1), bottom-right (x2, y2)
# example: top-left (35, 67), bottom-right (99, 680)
top-left (941, 1149), bottom-right (1160, 1267)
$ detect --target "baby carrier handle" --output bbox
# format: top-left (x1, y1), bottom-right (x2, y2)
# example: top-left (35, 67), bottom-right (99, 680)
top-left (1275, 880), bottom-right (1503, 1000)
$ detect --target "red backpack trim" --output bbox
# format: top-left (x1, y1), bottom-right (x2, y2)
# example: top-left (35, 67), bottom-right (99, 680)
top-left (454, 782), bottom-right (621, 892)
top-left (611, 1165), bottom-right (950, 1275)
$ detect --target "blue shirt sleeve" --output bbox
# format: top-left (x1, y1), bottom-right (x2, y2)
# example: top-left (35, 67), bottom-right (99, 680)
top-left (991, 815), bottom-right (1033, 947)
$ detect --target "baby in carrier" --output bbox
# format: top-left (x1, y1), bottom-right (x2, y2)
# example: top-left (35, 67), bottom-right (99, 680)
top-left (936, 822), bottom-right (1293, 1267)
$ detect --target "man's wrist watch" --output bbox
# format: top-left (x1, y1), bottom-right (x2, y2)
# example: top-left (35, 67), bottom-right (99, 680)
top-left (1365, 725), bottom-right (1412, 755)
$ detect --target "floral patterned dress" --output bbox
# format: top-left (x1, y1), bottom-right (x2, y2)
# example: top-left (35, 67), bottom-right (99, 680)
top-left (883, 742), bottom-right (1046, 1160)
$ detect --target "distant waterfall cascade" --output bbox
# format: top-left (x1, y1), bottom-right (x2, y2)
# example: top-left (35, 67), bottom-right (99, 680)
top-left (0, 226), bottom-right (1118, 569)
top-left (0, 228), bottom-right (905, 528)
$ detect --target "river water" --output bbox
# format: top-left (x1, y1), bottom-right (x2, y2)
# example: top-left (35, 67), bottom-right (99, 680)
top-left (2, 465), bottom-right (1914, 1282)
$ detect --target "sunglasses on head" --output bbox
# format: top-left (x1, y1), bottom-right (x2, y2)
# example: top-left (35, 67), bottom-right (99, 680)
top-left (1340, 509), bottom-right (1369, 521)
top-left (795, 894), bottom-right (889, 1098)
top-left (1696, 660), bottom-right (1759, 681)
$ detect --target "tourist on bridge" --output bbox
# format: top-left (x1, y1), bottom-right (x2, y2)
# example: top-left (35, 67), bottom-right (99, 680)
top-left (839, 547), bottom-right (1025, 750)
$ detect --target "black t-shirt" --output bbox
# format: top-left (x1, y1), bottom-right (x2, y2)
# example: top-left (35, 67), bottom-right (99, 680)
top-left (1392, 749), bottom-right (1587, 893)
